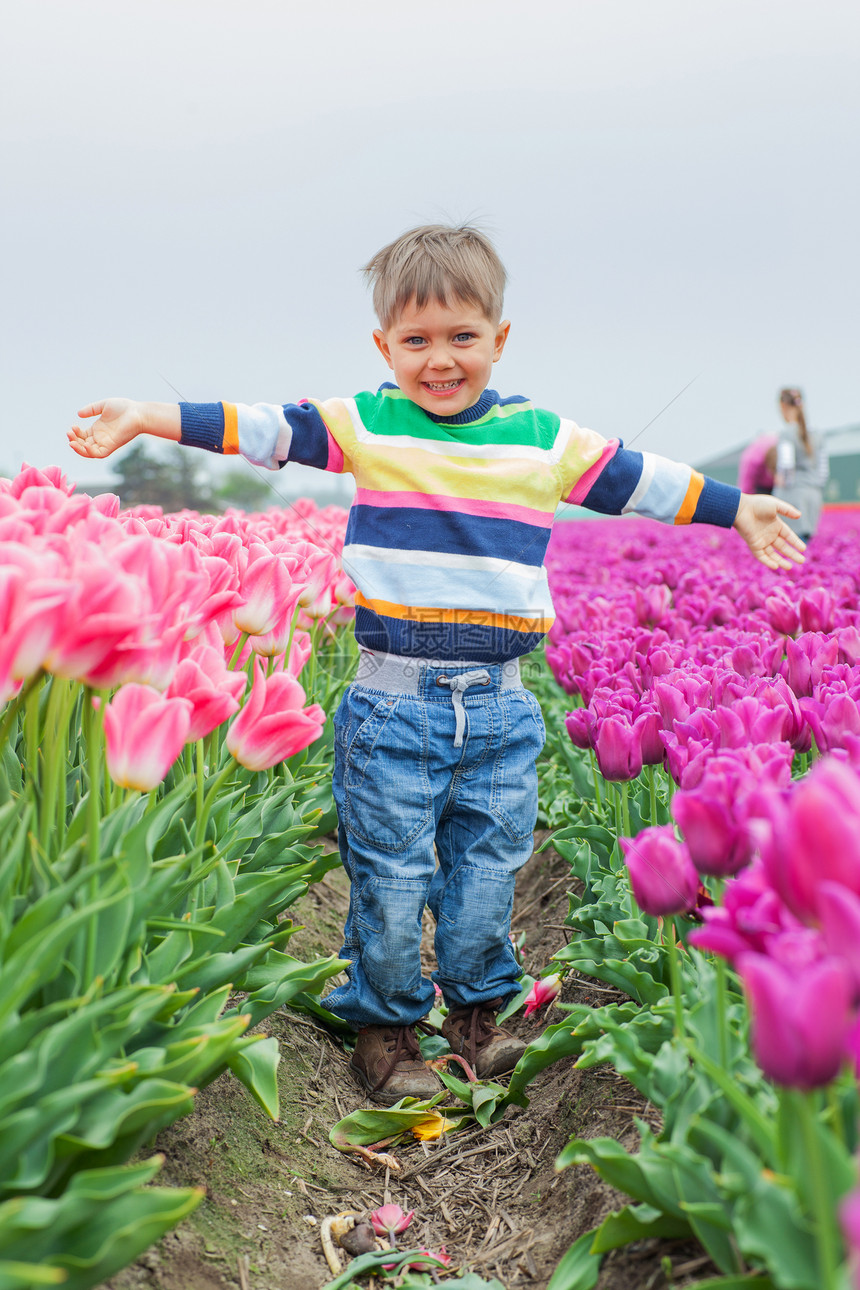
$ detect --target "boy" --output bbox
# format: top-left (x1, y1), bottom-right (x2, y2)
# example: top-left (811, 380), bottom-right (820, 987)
top-left (69, 224), bottom-right (805, 1105)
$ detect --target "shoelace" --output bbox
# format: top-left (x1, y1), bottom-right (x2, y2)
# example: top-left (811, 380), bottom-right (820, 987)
top-left (451, 999), bottom-right (504, 1067)
top-left (372, 1020), bottom-right (436, 1092)
top-left (435, 669), bottom-right (491, 747)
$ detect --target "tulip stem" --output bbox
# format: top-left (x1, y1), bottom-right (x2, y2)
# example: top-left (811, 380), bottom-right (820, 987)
top-left (195, 761), bottom-right (237, 848)
top-left (0, 670), bottom-right (42, 771)
top-left (648, 764), bottom-right (658, 824)
top-left (229, 632), bottom-right (250, 671)
top-left (667, 920), bottom-right (685, 1039)
top-left (620, 781), bottom-right (631, 837)
top-left (588, 751), bottom-right (602, 812)
top-left (83, 687), bottom-right (102, 987)
top-left (39, 677), bottom-right (68, 850)
top-left (795, 1089), bottom-right (839, 1290)
top-left (715, 956), bottom-right (729, 1070)
top-left (195, 739), bottom-right (205, 825)
top-left (827, 1082), bottom-right (845, 1149)
top-left (283, 602), bottom-right (302, 672)
top-left (24, 678), bottom-right (42, 808)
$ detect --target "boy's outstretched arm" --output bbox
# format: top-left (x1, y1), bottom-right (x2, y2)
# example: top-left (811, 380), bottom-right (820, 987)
top-left (68, 399), bottom-right (181, 459)
top-left (733, 493), bottom-right (806, 570)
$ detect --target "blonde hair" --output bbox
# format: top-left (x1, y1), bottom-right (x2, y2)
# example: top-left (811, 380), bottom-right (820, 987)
top-left (363, 224), bottom-right (507, 328)
top-left (780, 386), bottom-right (812, 457)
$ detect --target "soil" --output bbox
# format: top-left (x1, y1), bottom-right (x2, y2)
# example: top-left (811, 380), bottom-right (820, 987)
top-left (101, 836), bottom-right (714, 1290)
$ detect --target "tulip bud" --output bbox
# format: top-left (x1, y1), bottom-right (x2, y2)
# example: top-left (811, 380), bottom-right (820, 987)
top-left (523, 973), bottom-right (562, 1017)
top-left (619, 827), bottom-right (699, 917)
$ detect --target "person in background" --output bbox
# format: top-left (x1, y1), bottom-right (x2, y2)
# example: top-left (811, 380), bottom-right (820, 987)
top-left (738, 433), bottom-right (778, 495)
top-left (765, 388), bottom-right (828, 542)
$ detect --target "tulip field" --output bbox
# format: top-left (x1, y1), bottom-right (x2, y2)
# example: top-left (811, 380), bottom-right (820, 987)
top-left (5, 463), bottom-right (860, 1290)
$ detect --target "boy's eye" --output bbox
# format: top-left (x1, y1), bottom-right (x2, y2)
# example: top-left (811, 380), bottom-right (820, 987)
top-left (454, 332), bottom-right (476, 343)
top-left (403, 336), bottom-right (427, 346)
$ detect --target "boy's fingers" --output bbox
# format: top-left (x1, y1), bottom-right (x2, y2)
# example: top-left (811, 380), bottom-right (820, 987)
top-left (772, 497), bottom-right (801, 519)
top-left (780, 526), bottom-right (806, 552)
top-left (77, 401), bottom-right (105, 419)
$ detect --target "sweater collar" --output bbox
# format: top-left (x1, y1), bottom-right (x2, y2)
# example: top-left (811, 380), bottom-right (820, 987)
top-left (380, 384), bottom-right (499, 425)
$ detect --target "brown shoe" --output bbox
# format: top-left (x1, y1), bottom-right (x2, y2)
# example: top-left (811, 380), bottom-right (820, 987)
top-left (350, 1024), bottom-right (442, 1106)
top-left (441, 998), bottom-right (526, 1080)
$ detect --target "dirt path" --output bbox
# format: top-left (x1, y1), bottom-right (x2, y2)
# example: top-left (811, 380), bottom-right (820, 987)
top-left (102, 838), bottom-right (709, 1290)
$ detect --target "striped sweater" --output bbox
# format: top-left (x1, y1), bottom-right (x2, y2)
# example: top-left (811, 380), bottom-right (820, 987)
top-left (181, 385), bottom-right (741, 662)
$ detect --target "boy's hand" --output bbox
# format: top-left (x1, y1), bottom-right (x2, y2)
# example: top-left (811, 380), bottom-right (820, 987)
top-left (68, 399), bottom-right (181, 459)
top-left (733, 493), bottom-right (806, 570)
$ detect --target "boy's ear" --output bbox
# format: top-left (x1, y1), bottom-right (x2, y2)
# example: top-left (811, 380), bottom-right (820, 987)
top-left (493, 319), bottom-right (511, 362)
top-left (373, 329), bottom-right (394, 369)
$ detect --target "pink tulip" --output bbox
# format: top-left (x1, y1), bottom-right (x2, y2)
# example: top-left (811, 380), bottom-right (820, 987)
top-left (370, 1204), bottom-right (414, 1237)
top-left (233, 546), bottom-right (301, 636)
top-left (166, 646), bottom-right (246, 742)
top-left (619, 826), bottom-right (699, 917)
top-left (102, 684), bottom-right (193, 791)
top-left (225, 661), bottom-right (325, 771)
top-left (524, 973), bottom-right (562, 1017)
top-left (738, 950), bottom-right (855, 1089)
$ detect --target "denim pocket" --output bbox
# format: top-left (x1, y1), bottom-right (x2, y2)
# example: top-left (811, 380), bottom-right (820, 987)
top-left (341, 690), bottom-right (433, 853)
top-left (356, 876), bottom-right (427, 995)
top-left (489, 692), bottom-right (542, 844)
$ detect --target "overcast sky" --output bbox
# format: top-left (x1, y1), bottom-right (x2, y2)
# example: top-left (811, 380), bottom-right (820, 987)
top-left (2, 0), bottom-right (858, 502)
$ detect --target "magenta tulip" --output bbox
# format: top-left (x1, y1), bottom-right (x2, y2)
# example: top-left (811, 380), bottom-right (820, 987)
top-left (226, 661), bottom-right (325, 771)
top-left (764, 593), bottom-right (800, 636)
top-left (592, 713), bottom-right (643, 781)
top-left (689, 861), bottom-right (801, 963)
top-left (102, 684), bottom-right (192, 791)
top-left (839, 1187), bottom-right (860, 1290)
top-left (737, 950), bottom-right (854, 1089)
top-left (619, 827), bottom-right (699, 917)
top-left (564, 708), bottom-right (593, 750)
top-left (761, 758), bottom-right (860, 923)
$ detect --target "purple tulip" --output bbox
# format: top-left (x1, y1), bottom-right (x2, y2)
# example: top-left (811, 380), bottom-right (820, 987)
top-left (798, 587), bottom-right (834, 634)
top-left (839, 1186), bottom-right (860, 1290)
top-left (737, 950), bottom-right (854, 1089)
top-left (802, 692), bottom-right (860, 755)
top-left (564, 707), bottom-right (593, 750)
top-left (633, 706), bottom-right (665, 766)
top-left (764, 592), bottom-right (800, 636)
top-left (673, 789), bottom-right (755, 877)
top-left (713, 697), bottom-right (790, 749)
top-left (761, 758), bottom-right (860, 923)
top-left (818, 881), bottom-right (860, 1000)
top-left (592, 713), bottom-right (644, 781)
top-left (689, 860), bottom-right (802, 964)
top-left (783, 632), bottom-right (840, 698)
top-left (619, 827), bottom-right (699, 917)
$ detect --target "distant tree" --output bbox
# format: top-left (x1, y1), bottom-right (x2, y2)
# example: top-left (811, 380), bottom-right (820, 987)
top-left (110, 442), bottom-right (215, 512)
top-left (212, 468), bottom-right (273, 514)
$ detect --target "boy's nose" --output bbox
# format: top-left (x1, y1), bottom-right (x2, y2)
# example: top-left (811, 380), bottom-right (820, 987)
top-left (427, 348), bottom-right (455, 369)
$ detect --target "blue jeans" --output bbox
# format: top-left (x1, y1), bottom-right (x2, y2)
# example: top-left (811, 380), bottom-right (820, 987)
top-left (323, 658), bottom-right (546, 1029)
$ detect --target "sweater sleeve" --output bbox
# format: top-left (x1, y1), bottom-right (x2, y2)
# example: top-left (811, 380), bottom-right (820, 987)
top-left (558, 426), bottom-right (740, 527)
top-left (179, 398), bottom-right (355, 474)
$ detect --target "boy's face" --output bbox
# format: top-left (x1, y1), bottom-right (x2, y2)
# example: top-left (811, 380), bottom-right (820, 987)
top-left (373, 297), bottom-right (510, 416)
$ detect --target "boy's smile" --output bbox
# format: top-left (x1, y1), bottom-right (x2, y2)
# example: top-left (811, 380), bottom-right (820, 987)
top-left (373, 298), bottom-right (510, 417)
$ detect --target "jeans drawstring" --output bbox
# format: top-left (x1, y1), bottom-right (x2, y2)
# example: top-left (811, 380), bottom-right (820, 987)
top-left (435, 669), bottom-right (491, 747)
